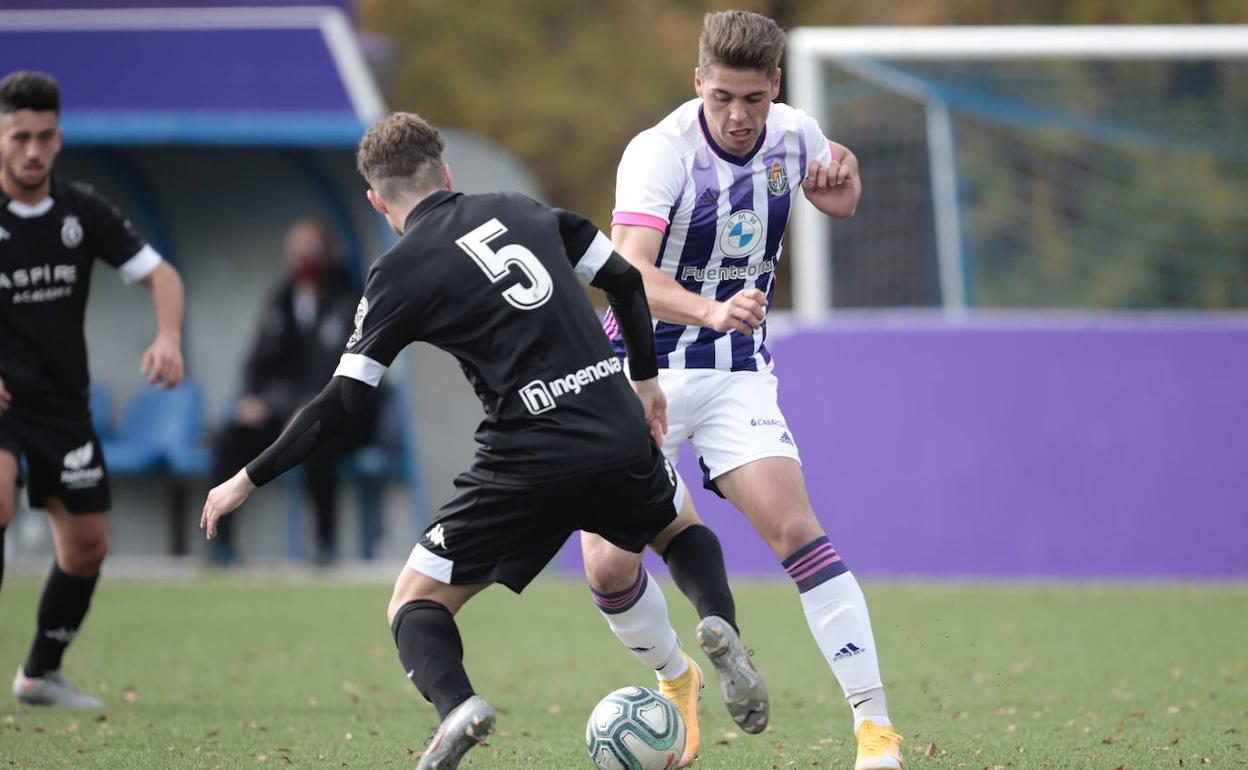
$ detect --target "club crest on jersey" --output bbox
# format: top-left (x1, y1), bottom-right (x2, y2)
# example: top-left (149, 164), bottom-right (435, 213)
top-left (768, 160), bottom-right (789, 196)
top-left (61, 216), bottom-right (83, 248)
top-left (346, 296), bottom-right (368, 349)
top-left (719, 210), bottom-right (762, 258)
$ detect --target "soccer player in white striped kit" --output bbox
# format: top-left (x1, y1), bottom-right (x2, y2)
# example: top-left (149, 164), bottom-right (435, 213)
top-left (582, 11), bottom-right (904, 769)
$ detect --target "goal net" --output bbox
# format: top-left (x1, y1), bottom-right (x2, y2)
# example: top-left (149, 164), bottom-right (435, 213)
top-left (785, 26), bottom-right (1248, 317)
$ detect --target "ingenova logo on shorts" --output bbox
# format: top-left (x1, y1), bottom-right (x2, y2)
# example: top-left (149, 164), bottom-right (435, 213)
top-left (518, 357), bottom-right (624, 415)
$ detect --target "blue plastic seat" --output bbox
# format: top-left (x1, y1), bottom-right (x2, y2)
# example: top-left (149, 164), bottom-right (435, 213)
top-left (88, 382), bottom-right (113, 440)
top-left (101, 382), bottom-right (206, 475)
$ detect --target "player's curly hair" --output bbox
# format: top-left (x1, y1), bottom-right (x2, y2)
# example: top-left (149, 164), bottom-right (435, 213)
top-left (356, 111), bottom-right (446, 201)
top-left (0, 71), bottom-right (61, 114)
top-left (698, 10), bottom-right (785, 75)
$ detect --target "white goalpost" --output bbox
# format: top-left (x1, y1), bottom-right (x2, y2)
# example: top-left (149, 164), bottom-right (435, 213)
top-left (786, 25), bottom-right (1248, 319)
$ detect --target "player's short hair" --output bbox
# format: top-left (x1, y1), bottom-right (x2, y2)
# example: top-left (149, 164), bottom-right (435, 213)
top-left (356, 112), bottom-right (446, 202)
top-left (698, 10), bottom-right (785, 76)
top-left (0, 71), bottom-right (61, 115)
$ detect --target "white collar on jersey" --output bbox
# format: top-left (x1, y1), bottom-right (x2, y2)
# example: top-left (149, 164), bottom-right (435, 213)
top-left (6, 197), bottom-right (54, 218)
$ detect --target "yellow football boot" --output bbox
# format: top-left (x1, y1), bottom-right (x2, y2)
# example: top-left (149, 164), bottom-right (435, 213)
top-left (658, 653), bottom-right (704, 768)
top-left (854, 719), bottom-right (904, 770)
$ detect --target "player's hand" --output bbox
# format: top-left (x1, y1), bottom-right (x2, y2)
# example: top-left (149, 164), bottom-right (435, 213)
top-left (234, 395), bottom-right (269, 428)
top-left (632, 377), bottom-right (668, 447)
top-left (801, 155), bottom-right (860, 218)
top-left (141, 333), bottom-right (184, 389)
top-left (200, 468), bottom-right (256, 540)
top-left (706, 288), bottom-right (766, 336)
top-left (0, 374), bottom-right (10, 414)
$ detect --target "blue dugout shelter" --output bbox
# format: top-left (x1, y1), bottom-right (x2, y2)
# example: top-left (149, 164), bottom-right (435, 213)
top-left (0, 4), bottom-right (426, 560)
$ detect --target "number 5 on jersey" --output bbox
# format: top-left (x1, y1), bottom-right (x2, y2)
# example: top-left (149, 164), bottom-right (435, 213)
top-left (456, 219), bottom-right (553, 310)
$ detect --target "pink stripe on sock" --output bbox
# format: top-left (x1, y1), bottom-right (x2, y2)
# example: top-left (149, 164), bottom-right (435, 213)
top-left (594, 570), bottom-right (648, 612)
top-left (785, 543), bottom-right (838, 575)
top-left (612, 211), bottom-right (668, 233)
top-left (789, 553), bottom-right (843, 583)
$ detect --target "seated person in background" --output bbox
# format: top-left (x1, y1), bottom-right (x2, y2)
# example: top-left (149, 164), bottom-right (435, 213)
top-left (209, 218), bottom-right (376, 565)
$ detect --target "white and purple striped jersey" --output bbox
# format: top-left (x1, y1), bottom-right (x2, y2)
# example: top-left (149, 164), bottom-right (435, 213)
top-left (604, 98), bottom-right (833, 371)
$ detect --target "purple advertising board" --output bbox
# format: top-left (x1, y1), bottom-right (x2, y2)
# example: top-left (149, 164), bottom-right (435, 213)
top-left (561, 314), bottom-right (1248, 579)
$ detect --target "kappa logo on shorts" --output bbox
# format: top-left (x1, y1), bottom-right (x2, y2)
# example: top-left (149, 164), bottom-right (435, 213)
top-left (427, 523), bottom-right (447, 549)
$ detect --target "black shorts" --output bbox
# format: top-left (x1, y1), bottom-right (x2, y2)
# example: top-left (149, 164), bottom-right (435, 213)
top-left (405, 443), bottom-right (677, 593)
top-left (0, 411), bottom-right (111, 514)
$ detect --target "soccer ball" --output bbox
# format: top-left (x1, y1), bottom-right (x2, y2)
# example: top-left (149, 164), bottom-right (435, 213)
top-left (585, 686), bottom-right (685, 770)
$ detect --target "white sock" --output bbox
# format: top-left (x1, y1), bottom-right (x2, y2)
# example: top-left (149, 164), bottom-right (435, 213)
top-left (593, 569), bottom-right (688, 681)
top-left (798, 570), bottom-right (891, 729)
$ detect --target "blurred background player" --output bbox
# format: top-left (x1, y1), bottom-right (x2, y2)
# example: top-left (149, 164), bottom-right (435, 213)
top-left (207, 217), bottom-right (375, 566)
top-left (582, 11), bottom-right (903, 769)
top-left (0, 71), bottom-right (184, 707)
top-left (200, 112), bottom-right (704, 769)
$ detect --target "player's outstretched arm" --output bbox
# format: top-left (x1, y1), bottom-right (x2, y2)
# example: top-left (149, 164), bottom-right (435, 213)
top-left (802, 140), bottom-right (861, 219)
top-left (138, 262), bottom-right (185, 389)
top-left (590, 253), bottom-right (667, 443)
top-left (612, 224), bottom-right (765, 336)
top-left (200, 375), bottom-right (379, 539)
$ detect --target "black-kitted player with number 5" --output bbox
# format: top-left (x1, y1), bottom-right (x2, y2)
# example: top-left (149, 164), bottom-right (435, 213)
top-left (200, 112), bottom-right (708, 770)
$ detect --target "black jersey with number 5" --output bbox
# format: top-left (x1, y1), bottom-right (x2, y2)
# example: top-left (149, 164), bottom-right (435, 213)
top-left (0, 177), bottom-right (158, 422)
top-left (336, 190), bottom-right (651, 484)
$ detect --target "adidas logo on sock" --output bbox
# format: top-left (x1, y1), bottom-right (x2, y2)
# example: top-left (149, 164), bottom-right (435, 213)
top-left (833, 642), bottom-right (865, 661)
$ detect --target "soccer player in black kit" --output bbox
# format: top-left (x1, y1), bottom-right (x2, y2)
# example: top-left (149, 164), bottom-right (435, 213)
top-left (201, 112), bottom-right (706, 769)
top-left (0, 71), bottom-right (185, 707)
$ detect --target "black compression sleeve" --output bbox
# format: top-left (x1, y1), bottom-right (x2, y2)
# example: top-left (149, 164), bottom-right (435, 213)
top-left (591, 253), bottom-right (659, 381)
top-left (245, 376), bottom-right (378, 487)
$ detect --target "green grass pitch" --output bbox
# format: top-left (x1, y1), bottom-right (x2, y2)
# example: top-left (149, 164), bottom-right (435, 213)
top-left (1, 576), bottom-right (1244, 769)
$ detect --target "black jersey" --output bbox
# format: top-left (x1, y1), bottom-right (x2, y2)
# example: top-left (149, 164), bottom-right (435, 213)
top-left (0, 176), bottom-right (155, 422)
top-left (338, 190), bottom-right (651, 484)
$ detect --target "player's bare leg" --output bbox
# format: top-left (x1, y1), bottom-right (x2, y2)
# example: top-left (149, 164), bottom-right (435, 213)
top-left (388, 569), bottom-right (493, 770)
top-left (582, 534), bottom-right (703, 768)
top-left (715, 457), bottom-right (903, 768)
top-left (13, 500), bottom-right (106, 708)
top-left (0, 449), bottom-right (16, 594)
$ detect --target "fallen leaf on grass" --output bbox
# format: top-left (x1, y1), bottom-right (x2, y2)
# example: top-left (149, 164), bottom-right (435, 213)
top-left (925, 741), bottom-right (937, 757)
top-left (547, 704), bottom-right (562, 715)
top-left (121, 687), bottom-right (139, 703)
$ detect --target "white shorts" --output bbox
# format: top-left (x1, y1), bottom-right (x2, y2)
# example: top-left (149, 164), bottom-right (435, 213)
top-left (659, 368), bottom-right (801, 510)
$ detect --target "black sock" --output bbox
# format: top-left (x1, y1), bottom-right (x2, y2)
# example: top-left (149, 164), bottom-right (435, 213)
top-left (391, 600), bottom-right (475, 720)
top-left (24, 562), bottom-right (98, 678)
top-left (663, 524), bottom-right (738, 633)
top-left (0, 525), bottom-right (6, 593)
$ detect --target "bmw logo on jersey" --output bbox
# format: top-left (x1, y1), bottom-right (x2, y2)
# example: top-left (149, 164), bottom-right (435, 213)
top-left (719, 210), bottom-right (763, 258)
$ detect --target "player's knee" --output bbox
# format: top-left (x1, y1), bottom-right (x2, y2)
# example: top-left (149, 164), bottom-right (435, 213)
top-left (0, 494), bottom-right (13, 527)
top-left (770, 512), bottom-right (824, 558)
top-left (583, 546), bottom-right (640, 593)
top-left (61, 532), bottom-right (108, 575)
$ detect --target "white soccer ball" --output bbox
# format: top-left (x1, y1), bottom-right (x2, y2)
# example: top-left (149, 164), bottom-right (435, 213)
top-left (585, 686), bottom-right (685, 770)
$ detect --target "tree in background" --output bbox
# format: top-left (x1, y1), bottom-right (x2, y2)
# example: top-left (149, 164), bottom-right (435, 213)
top-left (361, 0), bottom-right (1248, 309)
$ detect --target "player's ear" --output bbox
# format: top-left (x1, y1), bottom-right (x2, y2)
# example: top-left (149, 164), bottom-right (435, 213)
top-left (441, 164), bottom-right (452, 190)
top-left (366, 188), bottom-right (388, 216)
top-left (770, 67), bottom-right (781, 98)
top-left (694, 66), bottom-right (704, 97)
